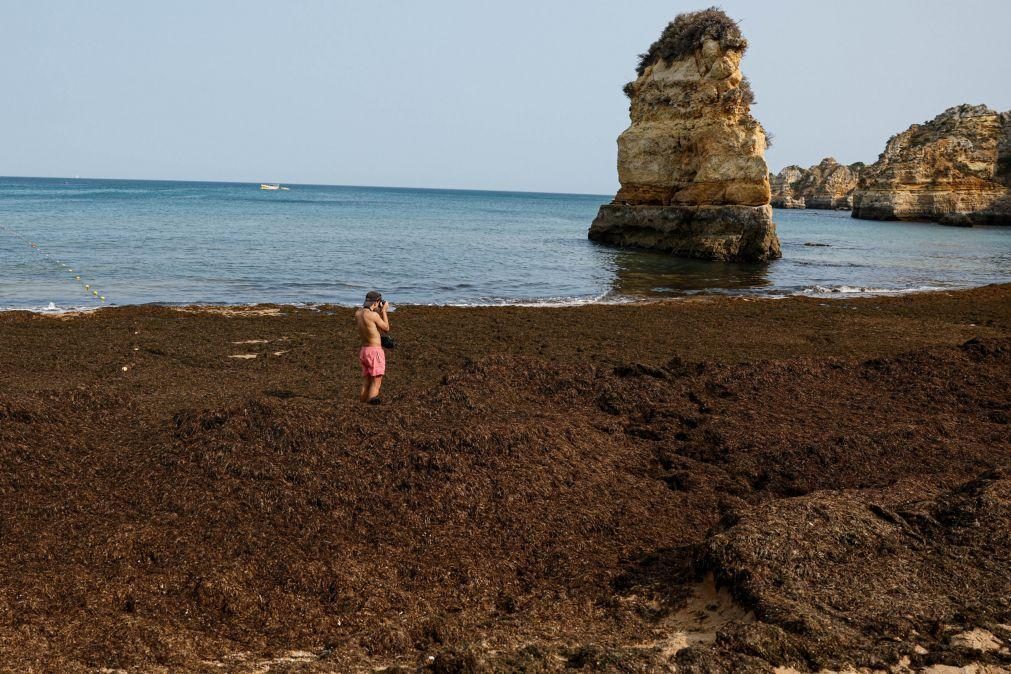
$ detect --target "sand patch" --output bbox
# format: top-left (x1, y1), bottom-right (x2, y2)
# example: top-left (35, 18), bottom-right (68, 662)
top-left (773, 660), bottom-right (1011, 674)
top-left (636, 573), bottom-right (754, 658)
top-left (175, 306), bottom-right (283, 317)
top-left (921, 665), bottom-right (1011, 674)
top-left (950, 628), bottom-right (1005, 653)
top-left (200, 650), bottom-right (318, 672)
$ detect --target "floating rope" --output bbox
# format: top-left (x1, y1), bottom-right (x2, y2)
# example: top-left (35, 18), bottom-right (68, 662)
top-left (0, 224), bottom-right (136, 375)
top-left (0, 223), bottom-right (108, 303)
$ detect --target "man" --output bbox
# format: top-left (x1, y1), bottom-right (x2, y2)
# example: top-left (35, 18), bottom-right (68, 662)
top-left (355, 290), bottom-right (390, 404)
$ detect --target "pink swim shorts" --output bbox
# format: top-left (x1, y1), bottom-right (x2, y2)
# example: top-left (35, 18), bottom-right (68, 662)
top-left (359, 346), bottom-right (386, 377)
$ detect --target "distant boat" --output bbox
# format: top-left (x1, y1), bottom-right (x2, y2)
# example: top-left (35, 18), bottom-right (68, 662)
top-left (260, 183), bottom-right (290, 191)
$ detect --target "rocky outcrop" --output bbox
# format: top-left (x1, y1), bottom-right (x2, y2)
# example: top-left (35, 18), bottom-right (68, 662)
top-left (769, 165), bottom-right (807, 209)
top-left (852, 104), bottom-right (1011, 225)
top-left (799, 158), bottom-right (863, 209)
top-left (770, 158), bottom-right (863, 210)
top-left (589, 8), bottom-right (780, 262)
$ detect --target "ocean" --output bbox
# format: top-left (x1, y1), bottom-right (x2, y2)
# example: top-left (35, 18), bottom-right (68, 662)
top-left (1, 176), bottom-right (1009, 312)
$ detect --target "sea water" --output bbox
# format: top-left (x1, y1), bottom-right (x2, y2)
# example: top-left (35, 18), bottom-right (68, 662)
top-left (1, 177), bottom-right (1009, 311)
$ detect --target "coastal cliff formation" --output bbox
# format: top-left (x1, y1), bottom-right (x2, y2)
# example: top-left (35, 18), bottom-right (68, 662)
top-left (852, 104), bottom-right (1011, 225)
top-left (769, 165), bottom-right (806, 208)
top-left (770, 158), bottom-right (863, 210)
top-left (589, 9), bottom-right (780, 262)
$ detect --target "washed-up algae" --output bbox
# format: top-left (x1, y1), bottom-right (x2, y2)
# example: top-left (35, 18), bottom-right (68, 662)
top-left (0, 286), bottom-right (1009, 671)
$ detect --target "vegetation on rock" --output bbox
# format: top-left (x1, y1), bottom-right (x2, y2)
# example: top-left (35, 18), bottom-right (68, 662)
top-left (635, 7), bottom-right (746, 77)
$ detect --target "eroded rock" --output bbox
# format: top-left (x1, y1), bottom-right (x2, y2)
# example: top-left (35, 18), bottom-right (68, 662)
top-left (770, 165), bottom-right (808, 209)
top-left (771, 158), bottom-right (864, 210)
top-left (589, 9), bottom-right (781, 262)
top-left (852, 104), bottom-right (1011, 225)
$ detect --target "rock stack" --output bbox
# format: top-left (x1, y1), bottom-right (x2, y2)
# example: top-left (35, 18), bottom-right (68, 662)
top-left (589, 8), bottom-right (781, 262)
top-left (770, 158), bottom-right (863, 210)
top-left (769, 165), bottom-right (807, 209)
top-left (852, 104), bottom-right (1011, 226)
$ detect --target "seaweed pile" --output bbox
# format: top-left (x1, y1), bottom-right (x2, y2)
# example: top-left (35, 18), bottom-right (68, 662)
top-left (1, 307), bottom-right (1009, 671)
top-left (1, 290), bottom-right (1010, 671)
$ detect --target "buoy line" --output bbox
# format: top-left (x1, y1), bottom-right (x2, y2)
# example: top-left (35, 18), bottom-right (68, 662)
top-left (1, 223), bottom-right (138, 377)
top-left (0, 223), bottom-right (108, 305)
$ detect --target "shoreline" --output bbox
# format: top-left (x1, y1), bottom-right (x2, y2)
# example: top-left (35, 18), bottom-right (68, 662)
top-left (3, 281), bottom-right (1003, 317)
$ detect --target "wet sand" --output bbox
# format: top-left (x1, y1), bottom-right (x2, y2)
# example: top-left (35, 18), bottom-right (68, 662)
top-left (0, 285), bottom-right (1009, 671)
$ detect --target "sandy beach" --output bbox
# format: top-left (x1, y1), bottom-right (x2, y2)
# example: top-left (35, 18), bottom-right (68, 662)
top-left (0, 285), bottom-right (1009, 671)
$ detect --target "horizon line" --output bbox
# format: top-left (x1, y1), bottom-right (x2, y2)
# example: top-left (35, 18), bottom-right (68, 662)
top-left (0, 174), bottom-right (615, 199)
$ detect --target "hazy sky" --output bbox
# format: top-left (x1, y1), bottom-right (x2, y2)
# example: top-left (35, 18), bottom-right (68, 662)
top-left (4, 0), bottom-right (1010, 194)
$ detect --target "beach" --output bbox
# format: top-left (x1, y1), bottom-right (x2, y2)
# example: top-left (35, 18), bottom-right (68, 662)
top-left (1, 285), bottom-right (1009, 671)
top-left (6, 0), bottom-right (1011, 670)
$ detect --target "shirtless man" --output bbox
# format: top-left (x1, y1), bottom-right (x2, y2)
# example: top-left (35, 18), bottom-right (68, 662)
top-left (355, 290), bottom-right (390, 404)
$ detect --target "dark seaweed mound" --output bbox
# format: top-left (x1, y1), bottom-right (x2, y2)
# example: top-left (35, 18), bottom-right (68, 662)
top-left (1, 289), bottom-right (1010, 671)
top-left (635, 7), bottom-right (747, 77)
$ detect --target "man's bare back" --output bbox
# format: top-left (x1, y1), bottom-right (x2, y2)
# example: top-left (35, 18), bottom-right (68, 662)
top-left (355, 306), bottom-right (385, 346)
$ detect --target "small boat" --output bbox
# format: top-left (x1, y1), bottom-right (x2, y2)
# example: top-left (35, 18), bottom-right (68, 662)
top-left (260, 183), bottom-right (280, 190)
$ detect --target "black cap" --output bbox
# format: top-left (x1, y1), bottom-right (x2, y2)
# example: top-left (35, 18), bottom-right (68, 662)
top-left (364, 290), bottom-right (383, 307)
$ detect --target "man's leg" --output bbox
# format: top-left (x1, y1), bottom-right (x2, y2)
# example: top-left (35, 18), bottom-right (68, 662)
top-left (367, 375), bottom-right (383, 402)
top-left (360, 376), bottom-right (371, 402)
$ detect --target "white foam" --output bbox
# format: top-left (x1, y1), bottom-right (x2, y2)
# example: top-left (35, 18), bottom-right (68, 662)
top-left (0, 283), bottom-right (968, 315)
top-left (0, 301), bottom-right (103, 314)
top-left (440, 293), bottom-right (635, 308)
top-left (796, 284), bottom-right (950, 297)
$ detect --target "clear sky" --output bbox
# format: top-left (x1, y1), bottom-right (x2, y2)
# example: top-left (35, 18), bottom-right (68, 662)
top-left (3, 0), bottom-right (1010, 194)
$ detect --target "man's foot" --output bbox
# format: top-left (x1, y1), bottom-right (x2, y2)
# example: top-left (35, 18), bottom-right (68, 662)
top-left (366, 397), bottom-right (382, 405)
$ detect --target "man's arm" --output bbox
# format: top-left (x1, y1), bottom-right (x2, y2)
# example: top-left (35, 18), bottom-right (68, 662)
top-left (373, 305), bottom-right (391, 333)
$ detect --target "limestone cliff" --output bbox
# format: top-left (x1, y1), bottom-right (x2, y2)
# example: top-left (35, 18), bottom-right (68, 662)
top-left (852, 104), bottom-right (1011, 225)
top-left (770, 158), bottom-right (863, 210)
top-left (770, 165), bottom-right (807, 209)
top-left (589, 8), bottom-right (780, 262)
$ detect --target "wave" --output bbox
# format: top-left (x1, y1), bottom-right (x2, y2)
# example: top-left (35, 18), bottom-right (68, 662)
top-left (439, 293), bottom-right (634, 308)
top-left (0, 301), bottom-right (104, 314)
top-left (794, 284), bottom-right (951, 296)
top-left (0, 282), bottom-right (974, 315)
top-left (788, 259), bottom-right (871, 269)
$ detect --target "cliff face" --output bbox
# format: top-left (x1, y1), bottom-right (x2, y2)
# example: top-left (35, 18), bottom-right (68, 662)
top-left (770, 165), bottom-right (807, 209)
top-left (852, 104), bottom-right (1011, 225)
top-left (589, 9), bottom-right (780, 262)
top-left (799, 158), bottom-right (862, 209)
top-left (770, 158), bottom-right (862, 210)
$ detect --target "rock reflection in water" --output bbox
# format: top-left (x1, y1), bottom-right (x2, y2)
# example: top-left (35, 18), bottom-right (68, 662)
top-left (606, 246), bottom-right (773, 298)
